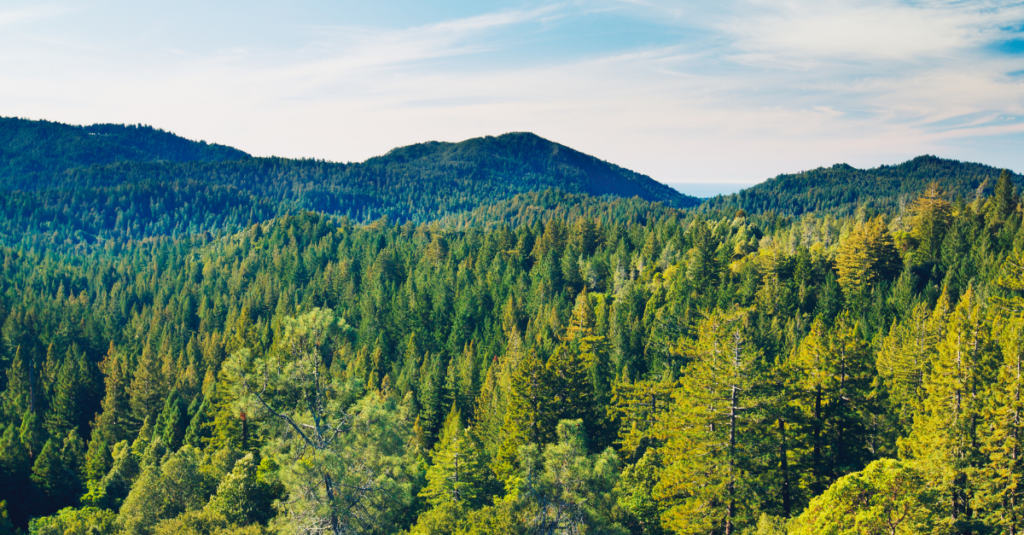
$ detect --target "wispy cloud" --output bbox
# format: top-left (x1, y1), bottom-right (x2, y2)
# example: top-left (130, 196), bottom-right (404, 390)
top-left (2, 0), bottom-right (1024, 182)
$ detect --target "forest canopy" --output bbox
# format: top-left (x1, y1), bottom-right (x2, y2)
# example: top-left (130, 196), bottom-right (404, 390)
top-left (1, 119), bottom-right (1023, 535)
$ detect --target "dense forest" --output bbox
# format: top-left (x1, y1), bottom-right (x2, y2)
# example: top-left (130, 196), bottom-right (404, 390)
top-left (704, 155), bottom-right (1022, 218)
top-left (2, 118), bottom-right (1024, 534)
top-left (0, 118), bottom-right (695, 253)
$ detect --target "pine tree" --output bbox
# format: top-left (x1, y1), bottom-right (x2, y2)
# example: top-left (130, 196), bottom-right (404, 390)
top-left (494, 348), bottom-right (553, 487)
top-left (787, 313), bottom-right (874, 497)
top-left (654, 309), bottom-right (768, 534)
top-left (903, 286), bottom-right (994, 534)
top-left (977, 315), bottom-right (1024, 532)
top-left (130, 340), bottom-right (167, 424)
top-left (420, 406), bottom-right (487, 508)
top-left (835, 216), bottom-right (902, 297)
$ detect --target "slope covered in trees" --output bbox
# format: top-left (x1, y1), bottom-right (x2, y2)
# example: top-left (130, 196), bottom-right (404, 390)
top-left (0, 121), bottom-right (697, 251)
top-left (705, 155), bottom-right (1022, 217)
top-left (0, 118), bottom-right (251, 185)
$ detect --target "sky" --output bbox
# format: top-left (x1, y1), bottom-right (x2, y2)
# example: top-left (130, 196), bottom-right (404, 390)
top-left (2, 0), bottom-right (1024, 188)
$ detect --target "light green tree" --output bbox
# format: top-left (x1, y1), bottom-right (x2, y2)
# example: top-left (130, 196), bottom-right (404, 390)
top-left (790, 458), bottom-right (934, 535)
top-left (225, 308), bottom-right (417, 535)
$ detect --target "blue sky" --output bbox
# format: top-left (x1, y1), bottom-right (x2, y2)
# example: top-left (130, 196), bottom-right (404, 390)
top-left (3, 0), bottom-right (1024, 186)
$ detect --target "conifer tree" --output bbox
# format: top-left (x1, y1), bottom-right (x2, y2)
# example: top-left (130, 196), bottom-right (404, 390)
top-left (420, 405), bottom-right (487, 508)
top-left (876, 297), bottom-right (948, 437)
top-left (977, 315), bottom-right (1024, 532)
top-left (130, 340), bottom-right (167, 424)
top-left (995, 169), bottom-right (1018, 223)
top-left (92, 343), bottom-right (134, 447)
top-left (45, 351), bottom-right (84, 438)
top-left (835, 217), bottom-right (901, 297)
top-left (787, 313), bottom-right (874, 496)
top-left (494, 348), bottom-right (553, 487)
top-left (909, 183), bottom-right (954, 263)
top-left (1, 347), bottom-right (31, 423)
top-left (474, 330), bottom-right (523, 459)
top-left (903, 286), bottom-right (995, 534)
top-left (0, 424), bottom-right (31, 526)
top-left (654, 309), bottom-right (768, 534)
top-left (31, 438), bottom-right (76, 511)
top-left (19, 408), bottom-right (46, 461)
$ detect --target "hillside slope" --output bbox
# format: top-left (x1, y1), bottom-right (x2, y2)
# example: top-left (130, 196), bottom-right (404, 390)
top-left (705, 155), bottom-right (1021, 217)
top-left (0, 117), bottom-right (250, 186)
top-left (0, 121), bottom-right (697, 248)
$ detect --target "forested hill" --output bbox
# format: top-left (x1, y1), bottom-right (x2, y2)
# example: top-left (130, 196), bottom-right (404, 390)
top-left (364, 132), bottom-right (692, 206)
top-left (0, 121), bottom-right (697, 249)
top-left (0, 118), bottom-right (251, 186)
top-left (705, 155), bottom-right (1021, 217)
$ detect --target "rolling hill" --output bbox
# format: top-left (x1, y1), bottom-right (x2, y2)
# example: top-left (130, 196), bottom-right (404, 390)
top-left (0, 118), bottom-right (698, 248)
top-left (704, 155), bottom-right (1021, 217)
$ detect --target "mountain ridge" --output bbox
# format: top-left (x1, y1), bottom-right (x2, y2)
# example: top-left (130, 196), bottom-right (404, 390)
top-left (702, 154), bottom-right (1021, 217)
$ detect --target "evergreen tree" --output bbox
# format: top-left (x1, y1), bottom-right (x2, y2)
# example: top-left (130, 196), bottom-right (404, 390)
top-left (494, 349), bottom-right (553, 487)
top-left (977, 315), bottom-right (1024, 532)
top-left (420, 406), bottom-right (487, 508)
top-left (0, 424), bottom-right (31, 526)
top-left (835, 217), bottom-right (901, 297)
top-left (903, 286), bottom-right (995, 534)
top-left (787, 313), bottom-right (874, 497)
top-left (995, 169), bottom-right (1018, 223)
top-left (129, 340), bottom-right (166, 425)
top-left (909, 183), bottom-right (954, 263)
top-left (654, 309), bottom-right (768, 534)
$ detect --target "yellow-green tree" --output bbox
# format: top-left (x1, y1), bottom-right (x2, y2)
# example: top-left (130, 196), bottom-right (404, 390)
top-left (654, 309), bottom-right (767, 534)
top-left (902, 286), bottom-right (996, 534)
top-left (835, 217), bottom-right (901, 296)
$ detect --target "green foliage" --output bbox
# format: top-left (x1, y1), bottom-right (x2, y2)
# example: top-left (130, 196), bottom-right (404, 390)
top-left (790, 459), bottom-right (934, 535)
top-left (2, 155), bottom-right (1024, 534)
top-left (28, 507), bottom-right (118, 535)
top-left (704, 156), bottom-right (1021, 218)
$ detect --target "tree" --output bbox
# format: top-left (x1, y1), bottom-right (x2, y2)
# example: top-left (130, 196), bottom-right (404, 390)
top-left (835, 217), bottom-right (901, 297)
top-left (420, 406), bottom-right (487, 508)
top-left (787, 313), bottom-right (874, 497)
top-left (994, 169), bottom-right (1017, 222)
top-left (494, 349), bottom-right (553, 488)
top-left (902, 286), bottom-right (994, 534)
top-left (0, 424), bottom-right (32, 526)
top-left (206, 453), bottom-right (282, 526)
top-left (226, 308), bottom-right (416, 534)
top-left (118, 445), bottom-right (214, 535)
top-left (908, 183), bottom-right (953, 263)
top-left (130, 340), bottom-right (167, 425)
top-left (875, 300), bottom-right (948, 437)
top-left (654, 309), bottom-right (768, 535)
top-left (976, 315), bottom-right (1024, 532)
top-left (518, 419), bottom-right (625, 534)
top-left (790, 459), bottom-right (935, 535)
